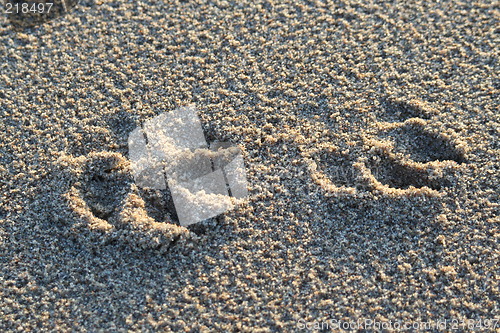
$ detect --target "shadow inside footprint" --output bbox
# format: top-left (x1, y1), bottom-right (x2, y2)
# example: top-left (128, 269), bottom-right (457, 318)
top-left (386, 124), bottom-right (465, 164)
top-left (137, 187), bottom-right (179, 224)
top-left (79, 154), bottom-right (133, 222)
top-left (78, 153), bottom-right (180, 226)
top-left (368, 154), bottom-right (444, 190)
top-left (313, 149), bottom-right (359, 188)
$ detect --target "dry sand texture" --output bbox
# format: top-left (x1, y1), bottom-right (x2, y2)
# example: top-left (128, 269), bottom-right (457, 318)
top-left (0, 0), bottom-right (499, 331)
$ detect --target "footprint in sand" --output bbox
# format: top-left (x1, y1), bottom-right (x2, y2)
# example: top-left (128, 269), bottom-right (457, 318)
top-left (63, 151), bottom-right (191, 252)
top-left (62, 106), bottom-right (248, 251)
top-left (306, 98), bottom-right (466, 196)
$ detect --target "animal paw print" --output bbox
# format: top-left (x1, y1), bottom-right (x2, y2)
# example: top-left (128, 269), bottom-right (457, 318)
top-left (307, 98), bottom-right (466, 196)
top-left (62, 151), bottom-right (193, 252)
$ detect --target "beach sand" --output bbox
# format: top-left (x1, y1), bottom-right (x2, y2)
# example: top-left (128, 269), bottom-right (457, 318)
top-left (0, 0), bottom-right (498, 330)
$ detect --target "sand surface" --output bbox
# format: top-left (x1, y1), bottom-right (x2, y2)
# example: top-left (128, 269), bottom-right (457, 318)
top-left (0, 0), bottom-right (499, 331)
